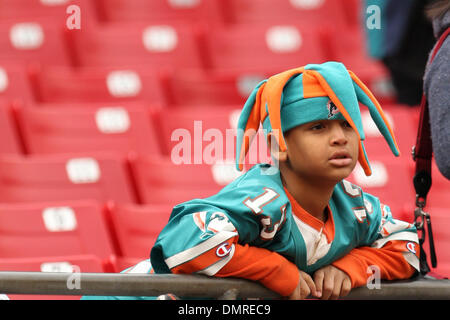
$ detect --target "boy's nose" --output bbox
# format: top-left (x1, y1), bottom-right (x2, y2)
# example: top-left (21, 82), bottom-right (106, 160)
top-left (330, 124), bottom-right (348, 145)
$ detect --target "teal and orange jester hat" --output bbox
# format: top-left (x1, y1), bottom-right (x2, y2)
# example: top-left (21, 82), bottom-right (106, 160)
top-left (235, 61), bottom-right (400, 176)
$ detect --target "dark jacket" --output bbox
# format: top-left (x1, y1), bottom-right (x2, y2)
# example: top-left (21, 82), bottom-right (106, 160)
top-left (423, 9), bottom-right (450, 179)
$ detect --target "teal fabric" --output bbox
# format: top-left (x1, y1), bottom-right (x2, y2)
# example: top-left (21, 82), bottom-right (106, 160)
top-left (304, 63), bottom-right (364, 140)
top-left (264, 96), bottom-right (345, 133)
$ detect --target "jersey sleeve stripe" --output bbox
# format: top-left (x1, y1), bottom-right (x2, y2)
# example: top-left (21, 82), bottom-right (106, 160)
top-left (164, 231), bottom-right (238, 270)
top-left (371, 231), bottom-right (419, 249)
top-left (197, 244), bottom-right (236, 276)
top-left (171, 238), bottom-right (235, 274)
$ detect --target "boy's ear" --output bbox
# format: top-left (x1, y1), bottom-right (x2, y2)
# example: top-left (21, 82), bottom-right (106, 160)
top-left (267, 132), bottom-right (288, 162)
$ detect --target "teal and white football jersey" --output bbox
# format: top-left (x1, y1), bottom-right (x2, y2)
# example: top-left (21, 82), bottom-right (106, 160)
top-left (150, 163), bottom-right (419, 276)
top-left (83, 163), bottom-right (419, 300)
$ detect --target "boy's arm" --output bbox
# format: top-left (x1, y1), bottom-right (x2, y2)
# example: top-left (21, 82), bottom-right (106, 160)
top-left (172, 242), bottom-right (300, 297)
top-left (331, 195), bottom-right (420, 288)
top-left (331, 240), bottom-right (418, 288)
top-left (151, 200), bottom-right (299, 297)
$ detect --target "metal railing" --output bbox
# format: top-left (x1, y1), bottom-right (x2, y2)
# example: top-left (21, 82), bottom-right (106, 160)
top-left (0, 272), bottom-right (449, 299)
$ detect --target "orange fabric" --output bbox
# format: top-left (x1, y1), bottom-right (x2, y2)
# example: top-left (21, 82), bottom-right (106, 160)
top-left (170, 235), bottom-right (300, 297)
top-left (302, 71), bottom-right (327, 98)
top-left (238, 82), bottom-right (266, 171)
top-left (262, 67), bottom-right (305, 152)
top-left (215, 243), bottom-right (300, 297)
top-left (331, 240), bottom-right (418, 288)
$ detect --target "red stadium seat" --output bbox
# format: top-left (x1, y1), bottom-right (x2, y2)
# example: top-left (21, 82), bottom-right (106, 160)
top-left (0, 254), bottom-right (109, 300)
top-left (427, 190), bottom-right (450, 210)
top-left (340, 0), bottom-right (363, 29)
top-left (223, 0), bottom-right (350, 28)
top-left (96, 0), bottom-right (225, 25)
top-left (130, 154), bottom-right (241, 190)
top-left (129, 155), bottom-right (239, 206)
top-left (0, 200), bottom-right (115, 260)
top-left (155, 106), bottom-right (271, 167)
top-left (155, 105), bottom-right (240, 156)
top-left (203, 23), bottom-right (329, 73)
top-left (15, 102), bottom-right (163, 157)
top-left (106, 202), bottom-right (172, 270)
top-left (0, 102), bottom-right (23, 154)
top-left (0, 62), bottom-right (35, 103)
top-left (137, 184), bottom-right (214, 207)
top-left (0, 153), bottom-right (137, 204)
top-left (69, 22), bottom-right (205, 71)
top-left (326, 27), bottom-right (394, 103)
top-left (29, 65), bottom-right (168, 105)
top-left (166, 69), bottom-right (269, 107)
top-left (361, 104), bottom-right (420, 157)
top-left (0, 254), bottom-right (108, 273)
top-left (0, 19), bottom-right (73, 67)
top-left (0, 0), bottom-right (99, 28)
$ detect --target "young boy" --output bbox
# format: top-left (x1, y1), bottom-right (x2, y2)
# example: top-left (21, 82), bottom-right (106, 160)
top-left (98, 62), bottom-right (420, 300)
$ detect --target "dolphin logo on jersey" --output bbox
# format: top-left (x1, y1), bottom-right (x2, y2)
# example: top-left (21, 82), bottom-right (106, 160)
top-left (193, 211), bottom-right (236, 239)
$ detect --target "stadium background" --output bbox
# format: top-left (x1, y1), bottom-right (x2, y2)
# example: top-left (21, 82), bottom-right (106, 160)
top-left (0, 0), bottom-right (448, 300)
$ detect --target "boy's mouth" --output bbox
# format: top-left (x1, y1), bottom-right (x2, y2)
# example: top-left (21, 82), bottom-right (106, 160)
top-left (328, 151), bottom-right (353, 166)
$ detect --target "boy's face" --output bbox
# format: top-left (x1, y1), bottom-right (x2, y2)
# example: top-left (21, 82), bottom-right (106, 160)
top-left (280, 119), bottom-right (359, 184)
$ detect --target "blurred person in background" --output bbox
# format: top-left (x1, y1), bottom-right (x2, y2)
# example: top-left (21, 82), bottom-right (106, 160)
top-left (365, 0), bottom-right (435, 106)
top-left (423, 0), bottom-right (450, 180)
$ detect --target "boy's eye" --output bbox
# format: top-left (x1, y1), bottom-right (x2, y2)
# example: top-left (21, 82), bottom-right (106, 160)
top-left (342, 120), bottom-right (352, 128)
top-left (310, 123), bottom-right (325, 130)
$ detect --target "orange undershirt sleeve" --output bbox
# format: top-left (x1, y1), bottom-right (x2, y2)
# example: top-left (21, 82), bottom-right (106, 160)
top-left (331, 241), bottom-right (418, 288)
top-left (214, 243), bottom-right (300, 297)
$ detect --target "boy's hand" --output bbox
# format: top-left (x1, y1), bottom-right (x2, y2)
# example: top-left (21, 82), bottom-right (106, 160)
top-left (313, 265), bottom-right (351, 300)
top-left (288, 270), bottom-right (320, 300)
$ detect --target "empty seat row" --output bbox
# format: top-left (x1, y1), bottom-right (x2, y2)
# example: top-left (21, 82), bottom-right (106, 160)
top-left (0, 10), bottom-right (393, 104)
top-left (0, 200), bottom-right (170, 270)
top-left (3, 134), bottom-right (446, 213)
top-left (16, 102), bottom-right (163, 156)
top-left (0, 34), bottom-right (392, 107)
top-left (0, 199), bottom-right (171, 299)
top-left (0, 20), bottom-right (333, 69)
top-left (0, 101), bottom-right (242, 157)
top-left (1, 63), bottom-right (262, 106)
top-left (0, 0), bottom-right (360, 27)
top-left (0, 19), bottom-right (388, 93)
top-left (2, 101), bottom-right (434, 210)
top-left (0, 100), bottom-right (421, 158)
top-left (0, 99), bottom-right (447, 221)
top-left (0, 151), bottom-right (243, 206)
